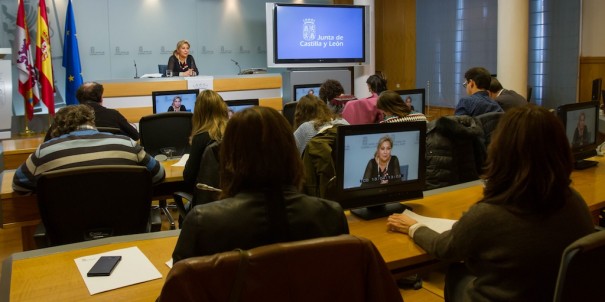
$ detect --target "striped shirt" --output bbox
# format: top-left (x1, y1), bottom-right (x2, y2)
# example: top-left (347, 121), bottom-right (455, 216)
top-left (12, 129), bottom-right (165, 193)
top-left (381, 112), bottom-right (428, 123)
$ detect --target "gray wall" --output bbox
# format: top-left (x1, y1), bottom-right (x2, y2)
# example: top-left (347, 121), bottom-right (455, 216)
top-left (0, 0), bottom-right (331, 116)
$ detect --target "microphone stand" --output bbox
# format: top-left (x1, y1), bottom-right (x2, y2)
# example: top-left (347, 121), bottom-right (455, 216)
top-left (133, 60), bottom-right (139, 79)
top-left (231, 59), bottom-right (242, 75)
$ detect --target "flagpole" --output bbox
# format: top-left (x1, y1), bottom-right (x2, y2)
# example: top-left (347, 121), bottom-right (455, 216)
top-left (19, 116), bottom-right (36, 136)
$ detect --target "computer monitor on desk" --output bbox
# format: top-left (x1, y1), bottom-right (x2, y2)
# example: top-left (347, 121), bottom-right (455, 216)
top-left (334, 122), bottom-right (427, 220)
top-left (151, 89), bottom-right (198, 114)
top-left (556, 101), bottom-right (600, 170)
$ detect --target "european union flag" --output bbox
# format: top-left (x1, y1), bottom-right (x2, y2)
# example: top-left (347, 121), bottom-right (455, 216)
top-left (62, 0), bottom-right (83, 106)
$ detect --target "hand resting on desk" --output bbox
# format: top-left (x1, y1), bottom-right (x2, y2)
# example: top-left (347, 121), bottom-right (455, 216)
top-left (387, 213), bottom-right (418, 234)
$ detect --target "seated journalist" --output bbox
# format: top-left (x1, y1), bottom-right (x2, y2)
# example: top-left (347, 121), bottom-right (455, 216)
top-left (455, 67), bottom-right (503, 117)
top-left (44, 82), bottom-right (140, 141)
top-left (13, 105), bottom-right (165, 193)
top-left (387, 105), bottom-right (594, 301)
top-left (172, 106), bottom-right (349, 263)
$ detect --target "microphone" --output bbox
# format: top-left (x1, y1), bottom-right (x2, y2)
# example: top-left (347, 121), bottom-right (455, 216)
top-left (231, 59), bottom-right (242, 75)
top-left (133, 60), bottom-right (139, 79)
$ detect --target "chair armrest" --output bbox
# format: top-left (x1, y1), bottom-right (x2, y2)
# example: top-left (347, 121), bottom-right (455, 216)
top-left (173, 191), bottom-right (193, 221)
top-left (33, 223), bottom-right (49, 249)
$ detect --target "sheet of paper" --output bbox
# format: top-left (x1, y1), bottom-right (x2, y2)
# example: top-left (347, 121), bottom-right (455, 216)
top-left (165, 258), bottom-right (173, 268)
top-left (74, 246), bottom-right (162, 295)
top-left (403, 209), bottom-right (457, 233)
top-left (172, 154), bottom-right (189, 167)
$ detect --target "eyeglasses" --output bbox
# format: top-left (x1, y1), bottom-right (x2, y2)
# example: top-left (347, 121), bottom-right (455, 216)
top-left (462, 81), bottom-right (468, 88)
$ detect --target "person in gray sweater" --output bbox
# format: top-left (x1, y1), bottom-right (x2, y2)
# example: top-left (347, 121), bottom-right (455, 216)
top-left (387, 105), bottom-right (594, 302)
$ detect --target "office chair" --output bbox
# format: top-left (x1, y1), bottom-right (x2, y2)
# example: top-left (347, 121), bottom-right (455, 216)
top-left (158, 235), bottom-right (403, 302)
top-left (158, 64), bottom-right (168, 76)
top-left (34, 165), bottom-right (157, 247)
top-left (139, 112), bottom-right (193, 229)
top-left (552, 229), bottom-right (605, 302)
top-left (172, 141), bottom-right (221, 225)
top-left (527, 85), bottom-right (533, 104)
top-left (282, 101), bottom-right (297, 127)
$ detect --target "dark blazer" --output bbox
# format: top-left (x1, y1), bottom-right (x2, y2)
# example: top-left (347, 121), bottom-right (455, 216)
top-left (172, 188), bottom-right (349, 263)
top-left (495, 89), bottom-right (527, 112)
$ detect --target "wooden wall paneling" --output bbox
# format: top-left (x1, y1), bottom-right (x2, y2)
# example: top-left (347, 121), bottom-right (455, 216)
top-left (375, 0), bottom-right (415, 90)
top-left (579, 57), bottom-right (605, 102)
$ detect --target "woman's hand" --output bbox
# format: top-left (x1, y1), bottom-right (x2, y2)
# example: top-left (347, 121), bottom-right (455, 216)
top-left (387, 213), bottom-right (418, 234)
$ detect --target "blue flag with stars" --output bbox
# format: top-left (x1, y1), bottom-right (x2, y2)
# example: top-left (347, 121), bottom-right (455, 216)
top-left (62, 0), bottom-right (83, 105)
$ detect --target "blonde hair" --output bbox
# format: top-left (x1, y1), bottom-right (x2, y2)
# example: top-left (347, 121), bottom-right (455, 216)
top-left (173, 40), bottom-right (191, 56)
top-left (190, 90), bottom-right (229, 144)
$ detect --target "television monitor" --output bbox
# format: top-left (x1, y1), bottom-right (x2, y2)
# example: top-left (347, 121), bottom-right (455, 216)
top-left (225, 99), bottom-right (259, 117)
top-left (293, 83), bottom-right (322, 102)
top-left (152, 89), bottom-right (198, 114)
top-left (556, 101), bottom-right (600, 170)
top-left (592, 78), bottom-right (602, 101)
top-left (395, 88), bottom-right (426, 114)
top-left (266, 3), bottom-right (369, 68)
top-left (334, 122), bottom-right (427, 220)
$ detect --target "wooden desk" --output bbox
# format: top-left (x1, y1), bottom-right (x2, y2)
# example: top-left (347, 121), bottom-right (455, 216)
top-left (2, 157), bottom-right (605, 301)
top-left (0, 160), bottom-right (185, 250)
top-left (1, 137), bottom-right (44, 170)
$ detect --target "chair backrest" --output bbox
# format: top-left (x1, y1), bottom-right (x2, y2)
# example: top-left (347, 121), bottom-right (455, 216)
top-left (475, 111), bottom-right (504, 147)
top-left (158, 234), bottom-right (402, 302)
top-left (553, 230), bottom-right (605, 302)
top-left (282, 101), bottom-right (297, 127)
top-left (96, 126), bottom-right (122, 135)
top-left (158, 64), bottom-right (168, 75)
top-left (36, 165), bottom-right (152, 246)
top-left (139, 112), bottom-right (193, 157)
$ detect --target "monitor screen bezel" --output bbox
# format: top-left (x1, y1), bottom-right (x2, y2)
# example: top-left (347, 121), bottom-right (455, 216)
top-left (334, 122), bottom-right (427, 211)
top-left (224, 99), bottom-right (260, 114)
top-left (394, 88), bottom-right (426, 114)
top-left (151, 89), bottom-right (199, 114)
top-left (556, 101), bottom-right (600, 161)
top-left (266, 3), bottom-right (369, 68)
top-left (292, 83), bottom-right (322, 102)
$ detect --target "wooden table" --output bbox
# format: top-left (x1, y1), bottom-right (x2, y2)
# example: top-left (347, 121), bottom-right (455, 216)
top-left (0, 160), bottom-right (186, 250)
top-left (1, 137), bottom-right (44, 170)
top-left (2, 156), bottom-right (605, 301)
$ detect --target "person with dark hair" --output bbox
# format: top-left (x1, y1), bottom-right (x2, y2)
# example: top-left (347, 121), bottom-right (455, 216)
top-left (342, 74), bottom-right (387, 124)
top-left (361, 135), bottom-right (402, 186)
top-left (45, 82), bottom-right (139, 141)
top-left (387, 105), bottom-right (593, 301)
top-left (455, 67), bottom-right (503, 117)
top-left (13, 105), bottom-right (165, 193)
top-left (171, 106), bottom-right (349, 263)
top-left (167, 40), bottom-right (199, 77)
top-left (404, 96), bottom-right (415, 112)
top-left (318, 79), bottom-right (356, 115)
top-left (167, 96), bottom-right (187, 112)
top-left (293, 94), bottom-right (349, 155)
top-left (377, 90), bottom-right (427, 123)
top-left (488, 77), bottom-right (527, 111)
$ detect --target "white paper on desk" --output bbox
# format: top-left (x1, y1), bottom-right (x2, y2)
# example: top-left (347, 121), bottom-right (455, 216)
top-left (74, 246), bottom-right (162, 295)
top-left (403, 209), bottom-right (457, 234)
top-left (172, 154), bottom-right (189, 166)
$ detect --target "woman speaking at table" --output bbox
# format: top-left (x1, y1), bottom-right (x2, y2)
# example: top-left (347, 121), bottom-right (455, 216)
top-left (167, 40), bottom-right (199, 77)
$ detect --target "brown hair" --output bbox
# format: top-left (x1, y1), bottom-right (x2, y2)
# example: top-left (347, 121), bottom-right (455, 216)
top-left (51, 105), bottom-right (95, 138)
top-left (481, 105), bottom-right (573, 213)
top-left (319, 79), bottom-right (344, 103)
top-left (219, 106), bottom-right (303, 198)
top-left (293, 94), bottom-right (335, 130)
top-left (377, 90), bottom-right (411, 117)
top-left (190, 90), bottom-right (229, 143)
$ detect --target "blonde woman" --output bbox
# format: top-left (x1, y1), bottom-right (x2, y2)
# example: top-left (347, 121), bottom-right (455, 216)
top-left (167, 40), bottom-right (199, 77)
top-left (183, 90), bottom-right (229, 190)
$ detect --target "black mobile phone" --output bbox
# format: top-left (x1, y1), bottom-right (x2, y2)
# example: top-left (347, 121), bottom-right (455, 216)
top-left (87, 256), bottom-right (122, 277)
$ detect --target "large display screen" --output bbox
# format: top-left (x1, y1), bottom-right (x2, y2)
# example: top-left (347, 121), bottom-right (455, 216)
top-left (152, 89), bottom-right (198, 114)
top-left (266, 3), bottom-right (368, 68)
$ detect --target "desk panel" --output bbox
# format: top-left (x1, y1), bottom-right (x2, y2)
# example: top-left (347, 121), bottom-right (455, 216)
top-left (1, 137), bottom-right (44, 170)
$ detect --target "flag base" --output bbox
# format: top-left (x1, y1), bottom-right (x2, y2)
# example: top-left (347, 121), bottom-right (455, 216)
top-left (19, 127), bottom-right (37, 137)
